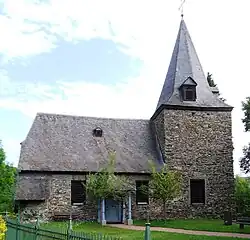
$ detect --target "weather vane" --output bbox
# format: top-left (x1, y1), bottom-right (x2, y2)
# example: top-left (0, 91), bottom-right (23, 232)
top-left (178, 0), bottom-right (186, 18)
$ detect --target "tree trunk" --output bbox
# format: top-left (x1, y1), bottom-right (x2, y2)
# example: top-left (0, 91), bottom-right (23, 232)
top-left (147, 204), bottom-right (150, 223)
top-left (163, 200), bottom-right (166, 219)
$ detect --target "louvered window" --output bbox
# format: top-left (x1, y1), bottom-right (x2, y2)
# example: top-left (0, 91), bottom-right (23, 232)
top-left (71, 181), bottom-right (86, 205)
top-left (182, 86), bottom-right (196, 101)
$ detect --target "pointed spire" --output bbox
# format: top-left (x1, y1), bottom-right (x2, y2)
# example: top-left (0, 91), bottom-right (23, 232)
top-left (156, 19), bottom-right (232, 111)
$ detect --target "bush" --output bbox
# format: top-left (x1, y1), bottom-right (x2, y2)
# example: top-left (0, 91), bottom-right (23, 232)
top-left (0, 216), bottom-right (7, 240)
top-left (235, 176), bottom-right (250, 216)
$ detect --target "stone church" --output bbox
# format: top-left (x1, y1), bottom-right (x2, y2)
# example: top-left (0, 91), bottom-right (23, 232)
top-left (15, 18), bottom-right (234, 223)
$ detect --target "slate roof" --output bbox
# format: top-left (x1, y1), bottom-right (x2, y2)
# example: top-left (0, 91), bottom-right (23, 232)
top-left (156, 19), bottom-right (232, 110)
top-left (15, 175), bottom-right (47, 201)
top-left (18, 113), bottom-right (161, 173)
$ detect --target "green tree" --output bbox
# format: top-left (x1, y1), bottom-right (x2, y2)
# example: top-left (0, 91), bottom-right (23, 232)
top-left (242, 97), bottom-right (250, 132)
top-left (85, 152), bottom-right (132, 201)
top-left (240, 144), bottom-right (250, 174)
top-left (240, 97), bottom-right (250, 173)
top-left (0, 141), bottom-right (17, 212)
top-left (235, 175), bottom-right (250, 216)
top-left (144, 161), bottom-right (182, 219)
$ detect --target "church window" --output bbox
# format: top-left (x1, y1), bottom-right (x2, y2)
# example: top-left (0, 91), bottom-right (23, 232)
top-left (190, 179), bottom-right (205, 204)
top-left (93, 127), bottom-right (103, 137)
top-left (136, 181), bottom-right (149, 204)
top-left (71, 180), bottom-right (86, 205)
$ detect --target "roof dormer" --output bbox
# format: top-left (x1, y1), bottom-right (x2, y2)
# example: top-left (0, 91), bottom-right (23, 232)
top-left (93, 127), bottom-right (103, 137)
top-left (180, 77), bottom-right (197, 101)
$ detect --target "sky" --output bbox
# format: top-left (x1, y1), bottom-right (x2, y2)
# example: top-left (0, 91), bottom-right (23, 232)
top-left (0, 0), bottom-right (249, 176)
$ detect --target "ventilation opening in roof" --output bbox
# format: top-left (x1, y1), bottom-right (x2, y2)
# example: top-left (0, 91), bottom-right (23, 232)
top-left (93, 127), bottom-right (103, 137)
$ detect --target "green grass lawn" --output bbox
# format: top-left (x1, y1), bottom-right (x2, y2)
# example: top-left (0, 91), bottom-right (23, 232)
top-left (134, 219), bottom-right (250, 234)
top-left (42, 221), bottom-right (250, 240)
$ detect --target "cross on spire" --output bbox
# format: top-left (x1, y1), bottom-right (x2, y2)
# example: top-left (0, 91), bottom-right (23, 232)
top-left (178, 0), bottom-right (186, 18)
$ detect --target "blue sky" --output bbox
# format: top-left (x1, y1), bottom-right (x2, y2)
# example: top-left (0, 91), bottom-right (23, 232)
top-left (0, 0), bottom-right (250, 176)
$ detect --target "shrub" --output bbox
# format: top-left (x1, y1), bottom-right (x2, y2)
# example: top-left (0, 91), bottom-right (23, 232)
top-left (0, 216), bottom-right (7, 240)
top-left (235, 176), bottom-right (250, 216)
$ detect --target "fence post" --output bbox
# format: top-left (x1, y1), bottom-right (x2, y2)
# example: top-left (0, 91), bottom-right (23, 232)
top-left (35, 217), bottom-right (39, 240)
top-left (16, 210), bottom-right (20, 240)
top-left (4, 210), bottom-right (8, 240)
top-left (144, 223), bottom-right (151, 240)
top-left (5, 210), bottom-right (7, 221)
top-left (67, 213), bottom-right (72, 240)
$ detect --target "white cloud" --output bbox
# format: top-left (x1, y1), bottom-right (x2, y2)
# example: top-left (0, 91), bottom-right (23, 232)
top-left (0, 15), bottom-right (57, 62)
top-left (0, 0), bottom-right (181, 61)
top-left (0, 67), bottom-right (160, 119)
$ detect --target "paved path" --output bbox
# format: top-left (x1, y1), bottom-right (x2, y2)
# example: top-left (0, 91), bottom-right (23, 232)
top-left (109, 224), bottom-right (250, 239)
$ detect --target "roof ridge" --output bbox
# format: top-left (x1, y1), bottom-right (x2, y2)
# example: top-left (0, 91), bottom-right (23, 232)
top-left (36, 112), bottom-right (149, 121)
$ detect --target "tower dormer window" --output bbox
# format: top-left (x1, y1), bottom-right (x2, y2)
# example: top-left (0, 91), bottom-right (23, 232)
top-left (93, 127), bottom-right (103, 137)
top-left (182, 86), bottom-right (196, 101)
top-left (180, 77), bottom-right (197, 102)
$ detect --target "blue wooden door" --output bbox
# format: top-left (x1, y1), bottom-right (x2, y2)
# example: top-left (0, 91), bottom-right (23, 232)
top-left (105, 199), bottom-right (122, 223)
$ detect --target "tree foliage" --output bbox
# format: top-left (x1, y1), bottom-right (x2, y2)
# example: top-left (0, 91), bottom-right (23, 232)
top-left (207, 72), bottom-right (217, 87)
top-left (0, 141), bottom-right (17, 212)
top-left (85, 152), bottom-right (132, 201)
top-left (242, 97), bottom-right (250, 132)
top-left (240, 97), bottom-right (250, 173)
top-left (240, 143), bottom-right (250, 174)
top-left (235, 175), bottom-right (250, 216)
top-left (144, 161), bottom-right (182, 219)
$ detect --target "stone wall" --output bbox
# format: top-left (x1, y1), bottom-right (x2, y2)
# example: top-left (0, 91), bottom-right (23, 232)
top-left (153, 109), bottom-right (234, 218)
top-left (20, 201), bottom-right (49, 222)
top-left (19, 173), bottom-right (181, 222)
top-left (19, 173), bottom-right (97, 222)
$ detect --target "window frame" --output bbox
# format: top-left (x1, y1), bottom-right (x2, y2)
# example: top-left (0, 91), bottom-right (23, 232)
top-left (182, 85), bottom-right (196, 101)
top-left (71, 180), bottom-right (86, 206)
top-left (190, 179), bottom-right (206, 205)
top-left (136, 180), bottom-right (149, 205)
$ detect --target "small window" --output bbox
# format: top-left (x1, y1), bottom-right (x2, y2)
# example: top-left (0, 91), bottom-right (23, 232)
top-left (136, 181), bottom-right (149, 204)
top-left (93, 127), bottom-right (103, 137)
top-left (71, 181), bottom-right (86, 205)
top-left (190, 179), bottom-right (205, 204)
top-left (182, 86), bottom-right (196, 101)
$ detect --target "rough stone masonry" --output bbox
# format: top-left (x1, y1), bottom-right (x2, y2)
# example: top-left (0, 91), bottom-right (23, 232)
top-left (153, 109), bottom-right (234, 218)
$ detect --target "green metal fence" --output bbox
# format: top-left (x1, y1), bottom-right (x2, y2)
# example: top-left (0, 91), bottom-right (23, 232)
top-left (4, 217), bottom-right (121, 240)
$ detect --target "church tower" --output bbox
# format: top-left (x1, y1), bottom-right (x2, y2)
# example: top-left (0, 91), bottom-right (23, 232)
top-left (151, 19), bottom-right (234, 217)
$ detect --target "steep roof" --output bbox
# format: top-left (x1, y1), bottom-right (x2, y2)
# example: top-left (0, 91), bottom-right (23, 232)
top-left (18, 113), bottom-right (161, 173)
top-left (156, 19), bottom-right (232, 110)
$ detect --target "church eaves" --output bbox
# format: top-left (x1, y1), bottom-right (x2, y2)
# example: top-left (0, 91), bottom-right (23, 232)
top-left (155, 19), bottom-right (232, 112)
